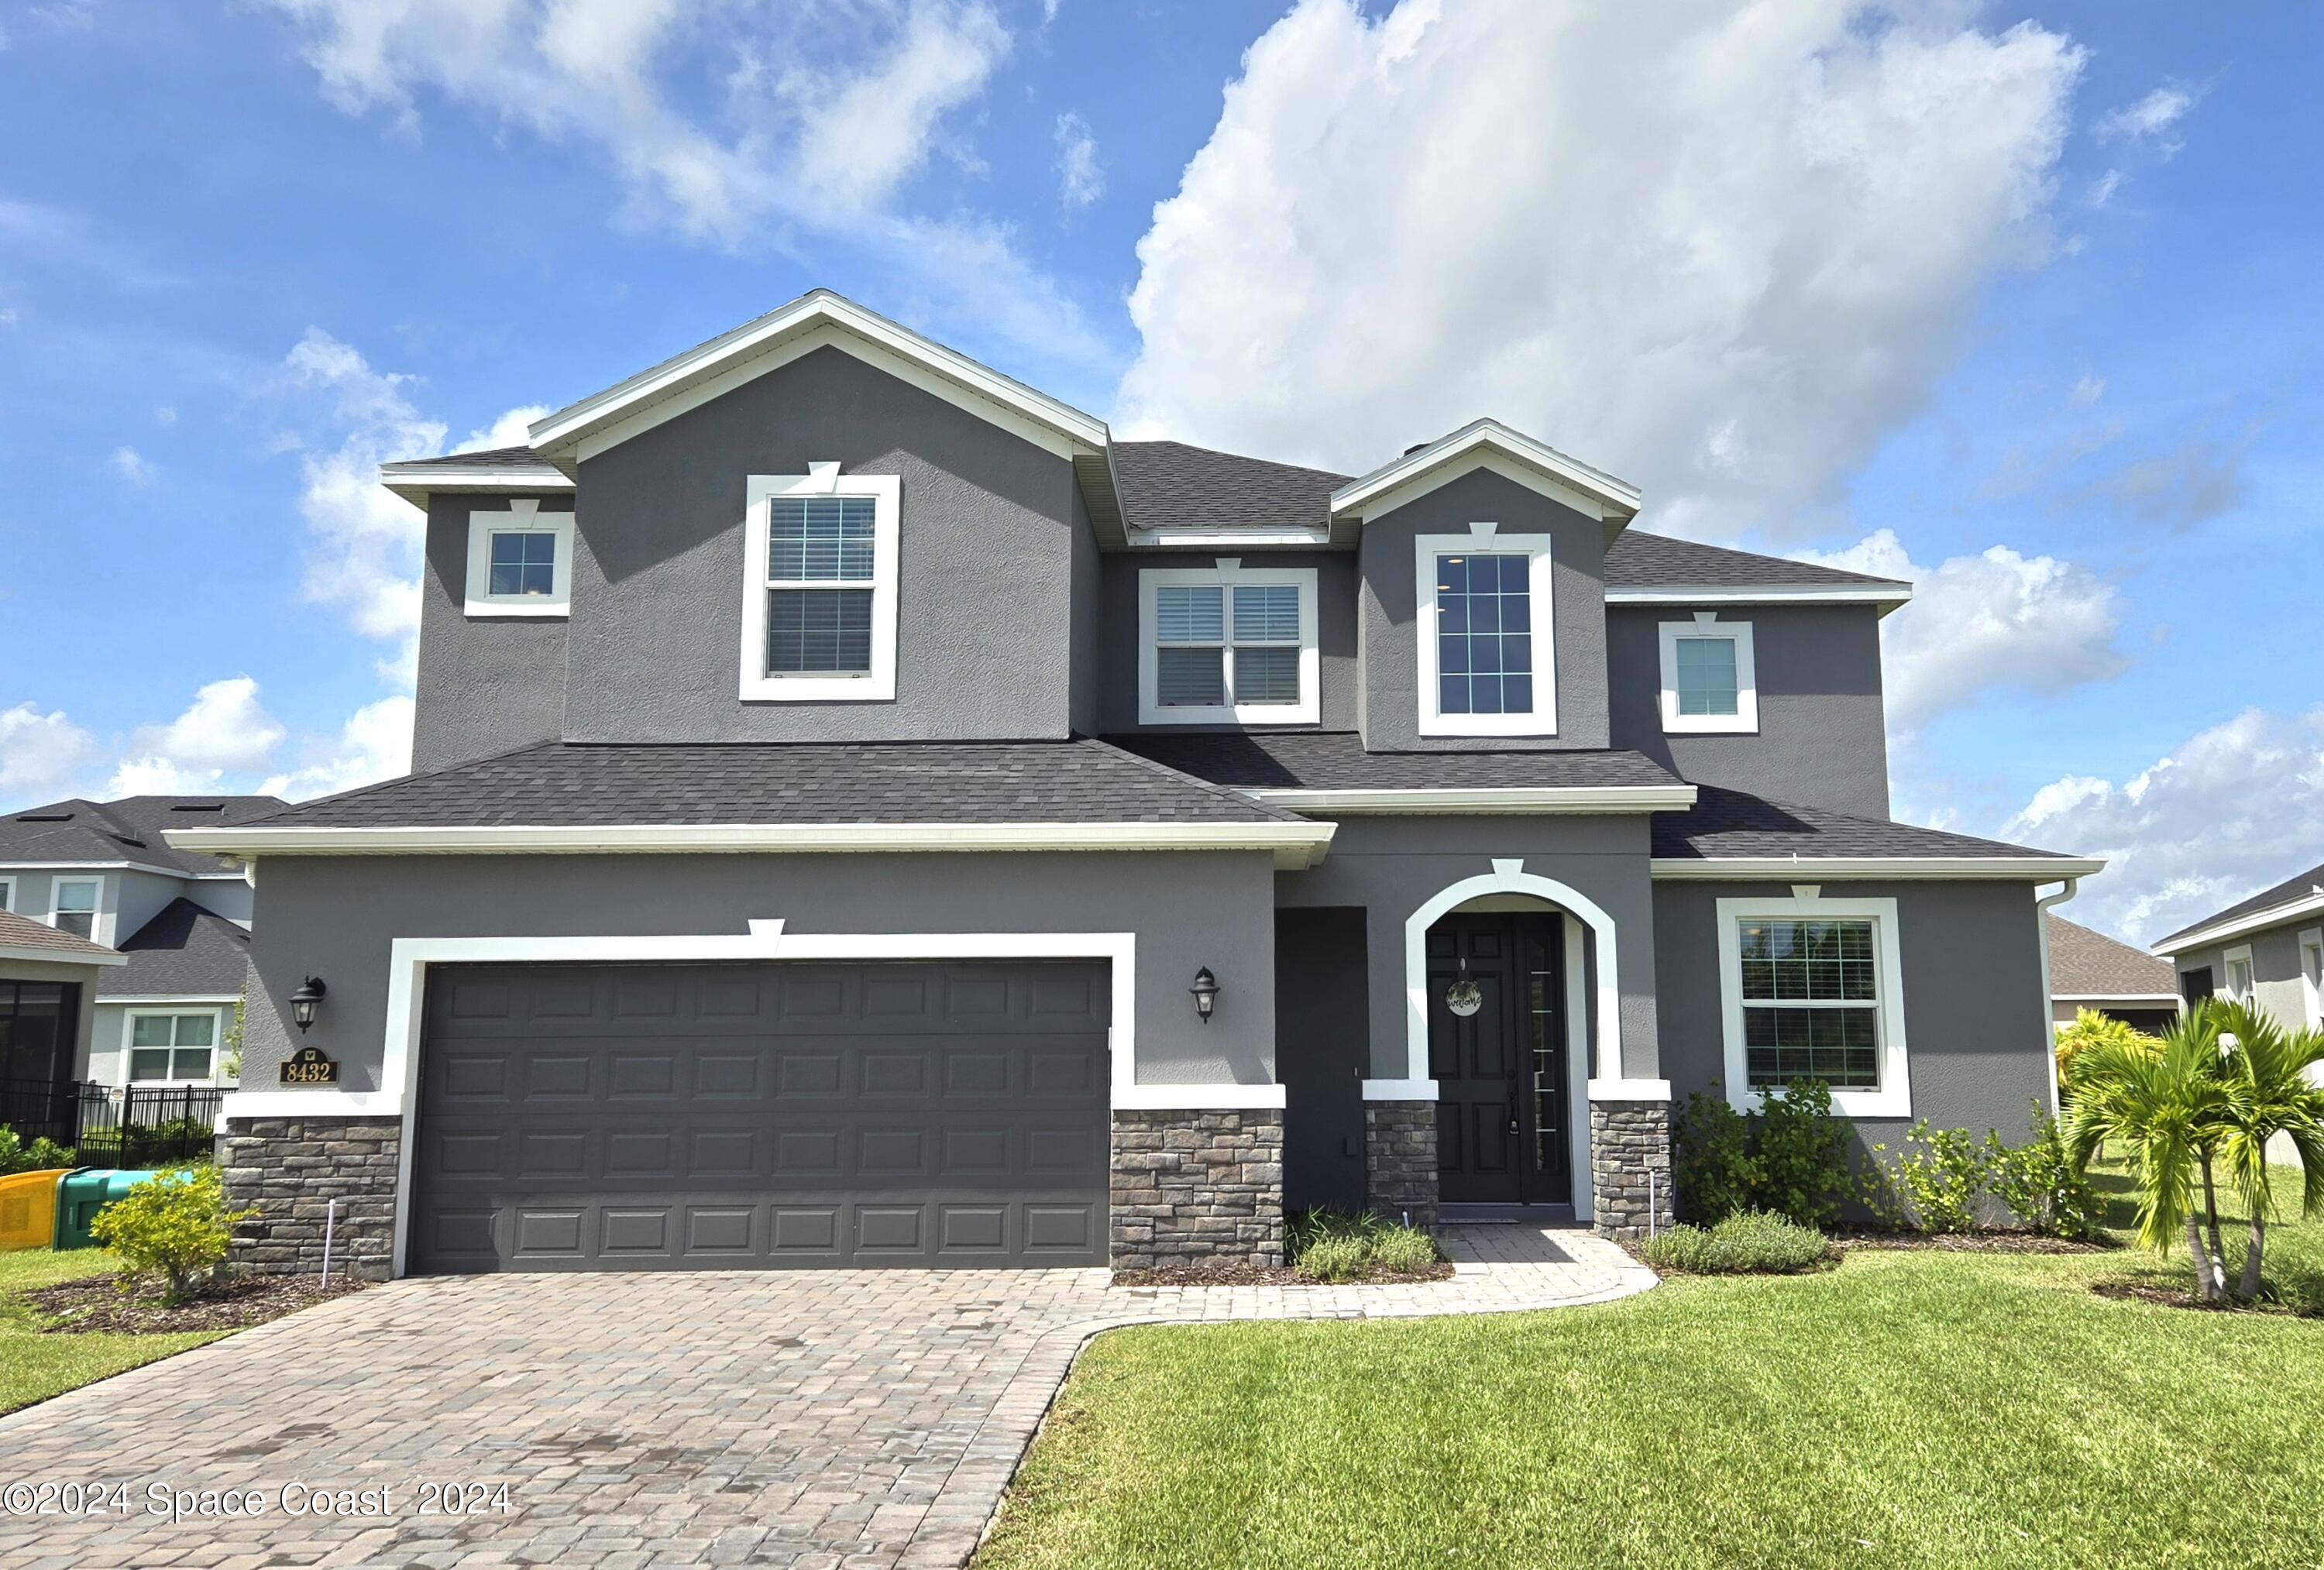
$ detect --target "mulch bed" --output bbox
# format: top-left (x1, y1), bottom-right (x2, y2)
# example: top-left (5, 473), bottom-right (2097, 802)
top-left (1830, 1228), bottom-right (2112, 1255)
top-left (1112, 1260), bottom-right (1456, 1288)
top-left (2089, 1279), bottom-right (2320, 1317)
top-left (29, 1273), bottom-right (369, 1335)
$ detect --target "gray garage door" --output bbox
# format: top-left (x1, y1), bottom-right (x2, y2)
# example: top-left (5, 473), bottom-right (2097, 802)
top-left (408, 960), bottom-right (1111, 1273)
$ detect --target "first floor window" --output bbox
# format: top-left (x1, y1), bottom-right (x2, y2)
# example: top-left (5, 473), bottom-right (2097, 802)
top-left (766, 495), bottom-right (877, 675)
top-left (2225, 948), bottom-right (2256, 1002)
top-left (52, 880), bottom-right (97, 940)
top-left (1737, 917), bottom-right (1882, 1091)
top-left (1434, 551), bottom-right (1533, 716)
top-left (129, 1012), bottom-right (215, 1083)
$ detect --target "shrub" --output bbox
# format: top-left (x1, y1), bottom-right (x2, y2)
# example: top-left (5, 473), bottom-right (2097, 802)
top-left (1368, 1227), bottom-right (1441, 1275)
top-left (0, 1128), bottom-right (77, 1175)
top-left (1636, 1210), bottom-right (1831, 1275)
top-left (1985, 1104), bottom-right (2102, 1240)
top-left (88, 1166), bottom-right (256, 1305)
top-left (1894, 1120), bottom-right (1990, 1234)
top-left (1674, 1080), bottom-right (1851, 1228)
top-left (1673, 1089), bottom-right (1758, 1221)
top-left (2055, 1008), bottom-right (2161, 1099)
top-left (1294, 1234), bottom-right (1374, 1282)
top-left (1285, 1208), bottom-right (1442, 1281)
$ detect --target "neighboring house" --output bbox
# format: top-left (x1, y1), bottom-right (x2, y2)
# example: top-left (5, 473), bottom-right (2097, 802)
top-left (165, 289), bottom-right (2102, 1280)
top-left (2045, 914), bottom-right (2181, 1036)
top-left (0, 795), bottom-right (280, 1091)
top-left (0, 910), bottom-right (126, 1125)
top-left (2154, 860), bottom-right (2324, 1032)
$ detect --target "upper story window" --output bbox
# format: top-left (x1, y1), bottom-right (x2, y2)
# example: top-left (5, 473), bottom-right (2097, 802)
top-left (1138, 562), bottom-right (1320, 726)
top-left (1415, 525), bottom-right (1556, 737)
top-left (1717, 892), bottom-right (1910, 1118)
top-left (464, 500), bottom-right (576, 617)
top-left (52, 879), bottom-right (98, 940)
top-left (1658, 613), bottom-right (1759, 734)
top-left (741, 465), bottom-right (901, 703)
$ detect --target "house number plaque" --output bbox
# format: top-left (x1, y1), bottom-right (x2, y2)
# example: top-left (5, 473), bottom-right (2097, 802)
top-left (279, 1046), bottom-right (340, 1086)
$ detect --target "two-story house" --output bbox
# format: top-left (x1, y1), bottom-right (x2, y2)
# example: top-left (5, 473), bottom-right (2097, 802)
top-left (0, 795), bottom-right (277, 1104)
top-left (2154, 861), bottom-right (2324, 1032)
top-left (167, 290), bottom-right (2102, 1280)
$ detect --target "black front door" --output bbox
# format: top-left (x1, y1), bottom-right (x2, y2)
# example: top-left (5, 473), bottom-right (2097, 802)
top-left (1428, 914), bottom-right (1572, 1207)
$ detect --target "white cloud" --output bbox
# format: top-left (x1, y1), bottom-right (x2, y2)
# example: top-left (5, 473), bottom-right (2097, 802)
top-left (457, 404), bottom-right (551, 452)
top-left (126, 676), bottom-right (287, 773)
top-left (2092, 431), bottom-right (2249, 531)
top-left (2095, 84), bottom-right (2194, 144)
top-left (260, 695), bottom-right (415, 801)
top-left (2008, 708), bottom-right (2324, 944)
top-left (0, 703), bottom-right (98, 802)
top-left (2066, 370), bottom-right (2105, 409)
top-left (788, 2), bottom-right (1011, 213)
top-left (1117, 0), bottom-right (2084, 542)
top-left (105, 756), bottom-right (229, 798)
top-left (108, 445), bottom-right (153, 484)
top-left (153, 405), bottom-right (177, 426)
top-left (1054, 111), bottom-right (1102, 206)
top-left (1797, 528), bottom-right (2124, 732)
top-left (0, 307), bottom-right (17, 328)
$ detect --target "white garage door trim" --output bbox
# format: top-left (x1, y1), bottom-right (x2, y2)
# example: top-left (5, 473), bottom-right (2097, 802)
top-left (218, 922), bottom-right (1286, 1276)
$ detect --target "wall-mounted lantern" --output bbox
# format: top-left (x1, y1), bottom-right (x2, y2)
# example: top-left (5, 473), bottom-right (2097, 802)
top-left (287, 976), bottom-right (328, 1034)
top-left (1189, 967), bottom-right (1220, 1025)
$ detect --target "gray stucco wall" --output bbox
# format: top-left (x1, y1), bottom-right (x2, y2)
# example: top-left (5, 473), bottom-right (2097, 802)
top-left (235, 850), bottom-right (1278, 1095)
top-left (1098, 550), bottom-right (1360, 734)
top-left (1357, 469), bottom-right (1611, 751)
top-left (562, 345), bottom-right (1081, 744)
top-left (1605, 603), bottom-right (1892, 819)
top-left (1274, 814), bottom-right (1661, 1080)
top-left (1067, 481), bottom-right (1102, 737)
top-left (2173, 921), bottom-right (2319, 1032)
top-left (1652, 879), bottom-right (2054, 1148)
top-left (412, 493), bottom-right (572, 773)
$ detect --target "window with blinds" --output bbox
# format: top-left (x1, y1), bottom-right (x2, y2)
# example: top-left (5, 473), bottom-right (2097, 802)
top-left (766, 496), bottom-right (877, 675)
top-left (1155, 582), bottom-right (1303, 708)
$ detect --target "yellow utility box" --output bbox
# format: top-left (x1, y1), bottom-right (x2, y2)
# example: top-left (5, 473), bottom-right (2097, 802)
top-left (0, 1168), bottom-right (72, 1252)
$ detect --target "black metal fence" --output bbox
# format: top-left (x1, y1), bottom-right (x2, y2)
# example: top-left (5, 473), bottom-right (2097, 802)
top-left (0, 1079), bottom-right (223, 1166)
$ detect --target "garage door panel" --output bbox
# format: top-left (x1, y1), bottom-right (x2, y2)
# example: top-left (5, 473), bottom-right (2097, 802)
top-left (411, 960), bottom-right (1110, 1272)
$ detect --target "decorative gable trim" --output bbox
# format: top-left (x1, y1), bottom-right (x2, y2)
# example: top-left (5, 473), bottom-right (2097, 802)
top-left (1331, 419), bottom-right (1642, 526)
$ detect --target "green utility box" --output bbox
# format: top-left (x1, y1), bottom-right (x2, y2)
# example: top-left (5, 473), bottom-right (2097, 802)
top-left (54, 1169), bottom-right (169, 1251)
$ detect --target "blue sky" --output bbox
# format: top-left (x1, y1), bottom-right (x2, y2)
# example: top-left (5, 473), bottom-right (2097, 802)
top-left (0, 1), bottom-right (2317, 943)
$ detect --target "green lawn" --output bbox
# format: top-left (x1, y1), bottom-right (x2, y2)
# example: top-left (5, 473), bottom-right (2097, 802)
top-left (0, 1249), bottom-right (225, 1416)
top-left (978, 1166), bottom-right (2324, 1570)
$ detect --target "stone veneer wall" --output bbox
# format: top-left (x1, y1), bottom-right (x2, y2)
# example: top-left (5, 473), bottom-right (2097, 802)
top-left (1588, 1099), bottom-right (1674, 1238)
top-left (222, 1116), bottom-right (403, 1280)
top-left (1109, 1108), bottom-right (1284, 1269)
top-left (1363, 1101), bottom-right (1439, 1230)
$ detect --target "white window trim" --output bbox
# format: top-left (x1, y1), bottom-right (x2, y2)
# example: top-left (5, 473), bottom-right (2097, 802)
top-left (1717, 893), bottom-right (1911, 1119)
top-left (1415, 523), bottom-right (1557, 737)
top-left (2299, 927), bottom-right (2323, 1029)
top-left (1658, 613), bottom-right (1758, 734)
top-left (0, 878), bottom-right (11, 913)
top-left (122, 1005), bottom-right (224, 1087)
top-left (50, 877), bottom-right (102, 944)
top-left (1136, 561), bottom-right (1320, 726)
top-left (2223, 943), bottom-right (2257, 1004)
top-left (739, 465), bottom-right (900, 703)
top-left (463, 500), bottom-right (575, 617)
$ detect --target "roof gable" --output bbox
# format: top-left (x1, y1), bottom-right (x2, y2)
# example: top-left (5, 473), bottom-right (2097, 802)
top-left (1329, 419), bottom-right (1642, 532)
top-left (2154, 858), bottom-right (2324, 952)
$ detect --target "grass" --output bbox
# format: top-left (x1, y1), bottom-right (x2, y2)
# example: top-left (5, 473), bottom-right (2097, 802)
top-left (978, 1162), bottom-right (2324, 1570)
top-left (0, 1249), bottom-right (226, 1416)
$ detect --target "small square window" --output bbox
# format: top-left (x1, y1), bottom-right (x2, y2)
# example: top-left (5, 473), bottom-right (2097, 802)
top-left (1660, 617), bottom-right (1758, 733)
top-left (466, 505), bottom-right (573, 616)
top-left (488, 531), bottom-right (558, 596)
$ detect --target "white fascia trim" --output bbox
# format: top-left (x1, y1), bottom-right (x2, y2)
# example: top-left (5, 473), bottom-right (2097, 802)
top-left (463, 499), bottom-right (575, 618)
top-left (1415, 525), bottom-right (1558, 738)
top-left (97, 993), bottom-right (240, 1005)
top-left (2152, 890), bottom-right (2324, 956)
top-left (0, 943), bottom-right (126, 967)
top-left (531, 295), bottom-right (1109, 463)
top-left (0, 859), bottom-right (197, 880)
top-left (1607, 584), bottom-right (1913, 608)
top-left (1332, 421), bottom-right (1641, 523)
top-left (1653, 856), bottom-right (2107, 881)
top-left (1658, 614), bottom-right (1758, 734)
top-left (1717, 893), bottom-right (1911, 1120)
top-left (1127, 528), bottom-right (1333, 549)
top-left (2050, 992), bottom-right (2186, 1004)
top-left (1136, 562), bottom-right (1321, 727)
top-left (741, 467), bottom-right (901, 703)
top-left (164, 820), bottom-right (1337, 871)
top-left (382, 466), bottom-right (572, 511)
top-left (1250, 785), bottom-right (1697, 815)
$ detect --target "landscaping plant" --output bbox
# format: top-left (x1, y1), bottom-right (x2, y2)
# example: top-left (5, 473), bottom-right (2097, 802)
top-left (2208, 1002), bottom-right (2324, 1300)
top-left (88, 1167), bottom-right (256, 1307)
top-left (1284, 1208), bottom-right (1441, 1281)
top-left (1673, 1079), bottom-right (1851, 1228)
top-left (1673, 1088), bottom-right (1758, 1221)
top-left (1635, 1210), bottom-right (1831, 1274)
top-left (1892, 1120), bottom-right (1992, 1234)
top-left (1984, 1104), bottom-right (2102, 1240)
top-left (0, 1129), bottom-right (78, 1175)
top-left (2054, 1007), bottom-right (2161, 1101)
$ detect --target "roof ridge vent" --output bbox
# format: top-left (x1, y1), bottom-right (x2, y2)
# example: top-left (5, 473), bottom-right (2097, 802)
top-left (1404, 441), bottom-right (1431, 455)
top-left (14, 812), bottom-right (73, 822)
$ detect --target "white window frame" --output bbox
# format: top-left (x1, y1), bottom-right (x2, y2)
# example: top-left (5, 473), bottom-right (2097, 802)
top-left (740, 464), bottom-right (901, 703)
top-left (1136, 561), bottom-right (1320, 726)
top-left (1415, 523), bottom-right (1557, 737)
top-left (1658, 613), bottom-right (1758, 734)
top-left (1717, 892), bottom-right (1910, 1118)
top-left (2223, 943), bottom-right (2257, 1005)
top-left (463, 500), bottom-right (576, 617)
top-left (0, 878), bottom-right (12, 913)
top-left (2300, 927), bottom-right (2323, 1029)
top-left (122, 1005), bottom-right (224, 1087)
top-left (51, 878), bottom-right (100, 942)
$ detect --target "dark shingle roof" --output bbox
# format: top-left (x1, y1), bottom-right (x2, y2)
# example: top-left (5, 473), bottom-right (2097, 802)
top-left (0, 795), bottom-right (287, 875)
top-left (2047, 915), bottom-right (2176, 997)
top-left (0, 909), bottom-right (120, 964)
top-left (108, 898), bottom-right (251, 998)
top-left (381, 445), bottom-right (549, 470)
top-left (1654, 785), bottom-right (2079, 863)
top-left (237, 740), bottom-right (1304, 830)
top-left (1602, 531), bottom-right (1903, 590)
top-left (2154, 857), bottom-right (2324, 948)
top-left (1109, 731), bottom-right (1682, 792)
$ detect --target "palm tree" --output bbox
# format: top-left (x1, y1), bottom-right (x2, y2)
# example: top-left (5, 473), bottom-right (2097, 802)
top-left (2066, 1015), bottom-right (2232, 1304)
top-left (2210, 1002), bottom-right (2324, 1300)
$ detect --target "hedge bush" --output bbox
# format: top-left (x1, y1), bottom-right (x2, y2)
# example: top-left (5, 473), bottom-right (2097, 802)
top-left (0, 1128), bottom-right (77, 1175)
top-left (1635, 1210), bottom-right (1832, 1275)
top-left (1285, 1208), bottom-right (1442, 1281)
top-left (88, 1166), bottom-right (256, 1304)
top-left (1673, 1080), bottom-right (1852, 1228)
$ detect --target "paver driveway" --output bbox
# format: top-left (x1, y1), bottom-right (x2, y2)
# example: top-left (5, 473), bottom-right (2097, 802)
top-left (0, 1227), bottom-right (1651, 1569)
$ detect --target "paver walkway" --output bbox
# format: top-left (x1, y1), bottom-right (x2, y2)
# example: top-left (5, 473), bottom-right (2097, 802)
top-left (0, 1226), bottom-right (1652, 1570)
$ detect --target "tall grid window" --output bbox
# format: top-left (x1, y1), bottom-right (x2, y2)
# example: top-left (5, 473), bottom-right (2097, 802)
top-left (1154, 583), bottom-right (1303, 708)
top-left (766, 496), bottom-right (876, 675)
top-left (1738, 918), bottom-right (1881, 1090)
top-left (129, 1012), bottom-right (215, 1084)
top-left (1435, 553), bottom-right (1533, 716)
top-left (487, 531), bottom-right (558, 597)
top-left (1673, 635), bottom-right (1740, 716)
